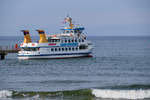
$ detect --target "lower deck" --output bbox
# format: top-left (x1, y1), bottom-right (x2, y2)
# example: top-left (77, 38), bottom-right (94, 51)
top-left (18, 52), bottom-right (92, 59)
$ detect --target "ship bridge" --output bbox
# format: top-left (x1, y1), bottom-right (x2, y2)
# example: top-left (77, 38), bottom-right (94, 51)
top-left (61, 27), bottom-right (85, 34)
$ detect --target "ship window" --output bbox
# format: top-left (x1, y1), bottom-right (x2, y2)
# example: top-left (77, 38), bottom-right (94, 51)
top-left (23, 48), bottom-right (39, 51)
top-left (55, 39), bottom-right (60, 42)
top-left (65, 40), bottom-right (67, 43)
top-left (75, 39), bottom-right (77, 42)
top-left (48, 38), bottom-right (50, 42)
top-left (69, 47), bottom-right (71, 51)
top-left (34, 48), bottom-right (39, 51)
top-left (79, 30), bottom-right (82, 33)
top-left (66, 31), bottom-right (69, 33)
top-left (58, 48), bottom-right (61, 51)
top-left (51, 48), bottom-right (54, 51)
top-left (76, 47), bottom-right (78, 50)
top-left (32, 48), bottom-right (36, 51)
top-left (72, 39), bottom-right (74, 42)
top-left (65, 48), bottom-right (68, 51)
top-left (79, 45), bottom-right (87, 50)
top-left (68, 39), bottom-right (70, 43)
top-left (55, 48), bottom-right (57, 51)
top-left (50, 39), bottom-right (60, 42)
top-left (50, 40), bottom-right (53, 42)
top-left (74, 30), bottom-right (77, 33)
top-left (23, 48), bottom-right (29, 51)
top-left (82, 39), bottom-right (84, 42)
top-left (62, 48), bottom-right (64, 51)
top-left (79, 39), bottom-right (81, 42)
top-left (72, 47), bottom-right (74, 51)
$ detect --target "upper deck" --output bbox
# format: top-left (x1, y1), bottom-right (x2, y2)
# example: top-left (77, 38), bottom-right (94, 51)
top-left (20, 16), bottom-right (88, 48)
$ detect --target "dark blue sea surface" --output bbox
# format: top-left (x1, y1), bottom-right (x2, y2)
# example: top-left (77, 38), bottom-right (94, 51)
top-left (0, 36), bottom-right (150, 100)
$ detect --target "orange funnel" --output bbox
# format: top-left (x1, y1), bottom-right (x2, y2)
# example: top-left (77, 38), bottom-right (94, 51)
top-left (36, 30), bottom-right (48, 43)
top-left (21, 30), bottom-right (32, 43)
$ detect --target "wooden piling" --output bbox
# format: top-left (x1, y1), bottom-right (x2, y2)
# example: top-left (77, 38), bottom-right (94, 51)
top-left (0, 52), bottom-right (7, 60)
top-left (0, 54), bottom-right (5, 60)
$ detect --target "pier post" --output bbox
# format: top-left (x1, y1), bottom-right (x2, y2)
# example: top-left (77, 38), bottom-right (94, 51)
top-left (0, 52), bottom-right (7, 60)
top-left (0, 54), bottom-right (5, 60)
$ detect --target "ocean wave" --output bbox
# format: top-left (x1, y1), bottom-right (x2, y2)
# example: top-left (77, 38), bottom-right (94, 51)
top-left (100, 84), bottom-right (150, 90)
top-left (0, 88), bottom-right (150, 99)
top-left (0, 89), bottom-right (92, 98)
top-left (0, 90), bottom-right (12, 98)
top-left (92, 89), bottom-right (150, 99)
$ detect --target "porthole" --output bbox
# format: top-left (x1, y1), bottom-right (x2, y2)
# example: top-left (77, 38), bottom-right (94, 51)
top-left (72, 39), bottom-right (74, 42)
top-left (69, 48), bottom-right (71, 51)
top-left (65, 48), bottom-right (68, 51)
top-left (72, 47), bottom-right (74, 51)
top-left (55, 48), bottom-right (57, 51)
top-left (76, 47), bottom-right (78, 50)
top-left (75, 39), bottom-right (77, 42)
top-left (65, 40), bottom-right (67, 43)
top-left (79, 39), bottom-right (81, 42)
top-left (58, 48), bottom-right (61, 51)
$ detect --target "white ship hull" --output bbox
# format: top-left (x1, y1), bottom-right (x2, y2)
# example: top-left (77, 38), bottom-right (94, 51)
top-left (18, 52), bottom-right (92, 59)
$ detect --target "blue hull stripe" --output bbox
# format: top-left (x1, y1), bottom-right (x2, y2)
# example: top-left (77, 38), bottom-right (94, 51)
top-left (18, 52), bottom-right (91, 57)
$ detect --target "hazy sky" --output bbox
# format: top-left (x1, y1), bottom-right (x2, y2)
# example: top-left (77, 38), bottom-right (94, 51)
top-left (0, 0), bottom-right (150, 36)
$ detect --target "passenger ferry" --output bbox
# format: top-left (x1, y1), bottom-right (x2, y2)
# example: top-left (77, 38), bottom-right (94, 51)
top-left (18, 16), bottom-right (93, 59)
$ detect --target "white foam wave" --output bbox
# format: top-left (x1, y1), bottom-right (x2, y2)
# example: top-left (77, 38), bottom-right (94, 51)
top-left (0, 90), bottom-right (12, 98)
top-left (92, 89), bottom-right (150, 99)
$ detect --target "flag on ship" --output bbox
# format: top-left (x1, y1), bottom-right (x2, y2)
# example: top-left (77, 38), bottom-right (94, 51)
top-left (63, 17), bottom-right (72, 23)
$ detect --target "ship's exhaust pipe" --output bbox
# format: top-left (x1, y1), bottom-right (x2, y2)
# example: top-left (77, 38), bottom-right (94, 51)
top-left (36, 29), bottom-right (48, 43)
top-left (21, 30), bottom-right (32, 43)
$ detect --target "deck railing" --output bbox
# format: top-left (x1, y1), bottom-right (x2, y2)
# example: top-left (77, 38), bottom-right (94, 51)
top-left (0, 44), bottom-right (20, 60)
top-left (0, 44), bottom-right (20, 50)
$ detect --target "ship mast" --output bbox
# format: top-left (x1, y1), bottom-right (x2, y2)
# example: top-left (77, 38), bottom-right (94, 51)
top-left (64, 16), bottom-right (74, 29)
top-left (69, 17), bottom-right (73, 29)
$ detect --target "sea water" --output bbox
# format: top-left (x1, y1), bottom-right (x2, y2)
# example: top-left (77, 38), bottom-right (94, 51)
top-left (0, 36), bottom-right (150, 100)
